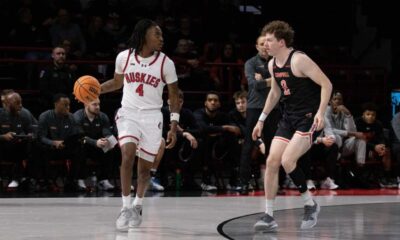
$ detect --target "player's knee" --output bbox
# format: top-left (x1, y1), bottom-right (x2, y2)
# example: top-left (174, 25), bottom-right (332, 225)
top-left (281, 156), bottom-right (296, 172)
top-left (137, 167), bottom-right (151, 182)
top-left (266, 156), bottom-right (281, 171)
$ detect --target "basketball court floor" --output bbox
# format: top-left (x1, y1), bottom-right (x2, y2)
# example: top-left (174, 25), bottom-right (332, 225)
top-left (0, 190), bottom-right (399, 240)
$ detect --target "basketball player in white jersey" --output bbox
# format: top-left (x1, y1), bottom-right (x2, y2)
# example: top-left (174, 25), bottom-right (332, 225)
top-left (100, 19), bottom-right (180, 231)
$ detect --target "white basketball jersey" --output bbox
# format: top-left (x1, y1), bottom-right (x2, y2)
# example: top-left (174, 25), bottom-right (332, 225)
top-left (115, 49), bottom-right (177, 110)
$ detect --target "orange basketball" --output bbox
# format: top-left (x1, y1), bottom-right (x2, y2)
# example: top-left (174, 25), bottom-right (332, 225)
top-left (73, 75), bottom-right (101, 103)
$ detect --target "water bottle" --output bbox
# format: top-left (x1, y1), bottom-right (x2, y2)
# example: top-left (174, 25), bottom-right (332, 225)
top-left (175, 169), bottom-right (182, 191)
top-left (91, 172), bottom-right (97, 188)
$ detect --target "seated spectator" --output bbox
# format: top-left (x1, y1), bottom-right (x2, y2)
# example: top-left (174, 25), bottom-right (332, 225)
top-left (49, 8), bottom-right (86, 58)
top-left (344, 102), bottom-right (393, 187)
top-left (73, 98), bottom-right (115, 191)
top-left (84, 15), bottom-right (114, 80)
top-left (177, 16), bottom-right (203, 51)
top-left (326, 91), bottom-right (359, 150)
top-left (310, 135), bottom-right (339, 189)
top-left (0, 92), bottom-right (36, 188)
top-left (161, 89), bottom-right (200, 190)
top-left (194, 91), bottom-right (241, 191)
top-left (209, 42), bottom-right (245, 91)
top-left (1, 89), bottom-right (38, 124)
top-left (228, 90), bottom-right (248, 190)
top-left (103, 12), bottom-right (129, 46)
top-left (38, 94), bottom-right (85, 191)
top-left (171, 39), bottom-right (208, 90)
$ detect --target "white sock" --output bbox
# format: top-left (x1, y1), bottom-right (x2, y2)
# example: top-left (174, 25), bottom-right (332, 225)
top-left (265, 199), bottom-right (274, 216)
top-left (122, 194), bottom-right (131, 208)
top-left (133, 196), bottom-right (143, 206)
top-left (301, 190), bottom-right (315, 206)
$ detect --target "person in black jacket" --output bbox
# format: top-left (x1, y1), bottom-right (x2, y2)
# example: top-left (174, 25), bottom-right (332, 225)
top-left (39, 46), bottom-right (76, 110)
top-left (194, 91), bottom-right (240, 191)
top-left (238, 35), bottom-right (281, 194)
top-left (74, 98), bottom-right (115, 191)
top-left (37, 93), bottom-right (84, 191)
top-left (0, 92), bottom-right (36, 188)
top-left (161, 89), bottom-right (199, 190)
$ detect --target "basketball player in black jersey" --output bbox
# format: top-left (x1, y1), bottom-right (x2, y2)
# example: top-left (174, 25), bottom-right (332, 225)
top-left (252, 20), bottom-right (332, 231)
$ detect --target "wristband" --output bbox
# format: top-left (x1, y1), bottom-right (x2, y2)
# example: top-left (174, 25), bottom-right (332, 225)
top-left (255, 138), bottom-right (264, 147)
top-left (258, 112), bottom-right (268, 122)
top-left (170, 112), bottom-right (180, 123)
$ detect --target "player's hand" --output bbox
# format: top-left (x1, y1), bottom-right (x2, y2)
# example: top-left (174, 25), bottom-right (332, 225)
top-left (353, 132), bottom-right (365, 139)
top-left (2, 132), bottom-right (15, 141)
top-left (313, 112), bottom-right (325, 131)
top-left (322, 135), bottom-right (335, 147)
top-left (183, 132), bottom-right (198, 149)
top-left (53, 140), bottom-right (64, 149)
top-left (166, 130), bottom-right (177, 149)
top-left (336, 105), bottom-right (351, 115)
top-left (375, 144), bottom-right (386, 156)
top-left (252, 121), bottom-right (264, 141)
top-left (96, 138), bottom-right (108, 148)
top-left (255, 73), bottom-right (263, 81)
top-left (222, 125), bottom-right (241, 136)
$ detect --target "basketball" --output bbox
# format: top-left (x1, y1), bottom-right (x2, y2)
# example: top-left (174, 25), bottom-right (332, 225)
top-left (73, 75), bottom-right (101, 103)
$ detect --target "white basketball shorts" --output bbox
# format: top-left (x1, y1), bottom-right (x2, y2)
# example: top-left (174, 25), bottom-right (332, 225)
top-left (115, 107), bottom-right (163, 162)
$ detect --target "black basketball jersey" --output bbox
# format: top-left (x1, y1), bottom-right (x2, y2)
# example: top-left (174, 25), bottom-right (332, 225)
top-left (273, 50), bottom-right (320, 116)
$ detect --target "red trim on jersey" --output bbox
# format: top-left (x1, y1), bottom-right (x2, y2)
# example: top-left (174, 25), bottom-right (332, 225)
top-left (160, 55), bottom-right (167, 84)
top-left (118, 135), bottom-right (139, 142)
top-left (134, 51), bottom-right (160, 66)
top-left (149, 51), bottom-right (160, 66)
top-left (295, 131), bottom-right (311, 136)
top-left (122, 48), bottom-right (132, 73)
top-left (294, 131), bottom-right (313, 145)
top-left (273, 136), bottom-right (290, 143)
top-left (140, 148), bottom-right (157, 156)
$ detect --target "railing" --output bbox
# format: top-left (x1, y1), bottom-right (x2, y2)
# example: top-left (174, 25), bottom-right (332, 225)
top-left (0, 45), bottom-right (390, 116)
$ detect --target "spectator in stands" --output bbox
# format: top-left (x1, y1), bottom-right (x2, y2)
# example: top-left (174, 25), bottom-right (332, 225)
top-left (1, 89), bottom-right (37, 123)
top-left (161, 89), bottom-right (199, 190)
top-left (228, 91), bottom-right (248, 189)
top-left (325, 91), bottom-right (359, 149)
top-left (8, 7), bottom-right (50, 50)
top-left (209, 42), bottom-right (245, 91)
top-left (73, 98), bottom-right (115, 191)
top-left (310, 135), bottom-right (339, 189)
top-left (0, 92), bottom-right (36, 188)
top-left (162, 16), bottom-right (179, 55)
top-left (37, 94), bottom-right (85, 191)
top-left (85, 15), bottom-right (114, 59)
top-left (194, 91), bottom-right (241, 191)
top-left (171, 39), bottom-right (208, 90)
top-left (177, 16), bottom-right (203, 52)
top-left (103, 12), bottom-right (129, 45)
top-left (39, 46), bottom-right (76, 110)
top-left (347, 103), bottom-right (392, 187)
top-left (8, 7), bottom-right (51, 88)
top-left (84, 15), bottom-right (114, 80)
top-left (391, 111), bottom-right (400, 188)
top-left (308, 90), bottom-right (358, 189)
top-left (49, 8), bottom-right (86, 58)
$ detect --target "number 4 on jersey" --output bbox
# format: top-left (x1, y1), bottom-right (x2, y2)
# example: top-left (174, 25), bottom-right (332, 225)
top-left (135, 84), bottom-right (144, 96)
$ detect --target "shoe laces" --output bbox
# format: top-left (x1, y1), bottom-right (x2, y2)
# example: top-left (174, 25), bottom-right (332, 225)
top-left (134, 205), bottom-right (142, 216)
top-left (120, 208), bottom-right (132, 218)
top-left (261, 214), bottom-right (274, 223)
